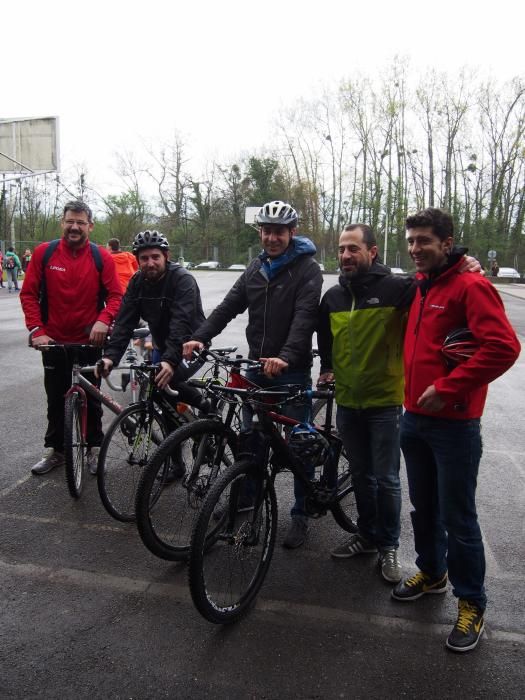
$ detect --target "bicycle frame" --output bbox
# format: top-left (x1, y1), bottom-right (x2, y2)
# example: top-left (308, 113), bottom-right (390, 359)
top-left (215, 384), bottom-right (347, 515)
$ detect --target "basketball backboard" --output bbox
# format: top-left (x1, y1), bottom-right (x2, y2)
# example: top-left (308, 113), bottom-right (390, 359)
top-left (0, 116), bottom-right (60, 173)
top-left (244, 206), bottom-right (260, 226)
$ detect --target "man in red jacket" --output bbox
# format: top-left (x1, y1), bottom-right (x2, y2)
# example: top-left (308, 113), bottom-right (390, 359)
top-left (392, 208), bottom-right (521, 653)
top-left (20, 200), bottom-right (122, 476)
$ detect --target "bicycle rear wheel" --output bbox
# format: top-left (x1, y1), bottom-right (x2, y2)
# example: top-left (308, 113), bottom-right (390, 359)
top-left (189, 459), bottom-right (277, 624)
top-left (64, 391), bottom-right (86, 499)
top-left (312, 399), bottom-right (357, 533)
top-left (97, 404), bottom-right (168, 522)
top-left (135, 419), bottom-right (236, 560)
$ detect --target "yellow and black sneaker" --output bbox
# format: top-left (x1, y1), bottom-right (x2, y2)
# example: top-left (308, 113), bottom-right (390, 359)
top-left (391, 570), bottom-right (448, 601)
top-left (446, 599), bottom-right (485, 652)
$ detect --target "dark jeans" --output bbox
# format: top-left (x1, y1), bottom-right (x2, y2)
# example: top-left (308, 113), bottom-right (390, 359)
top-left (336, 405), bottom-right (402, 549)
top-left (244, 368), bottom-right (312, 518)
top-left (401, 411), bottom-right (486, 610)
top-left (41, 346), bottom-right (104, 452)
top-left (152, 348), bottom-right (204, 412)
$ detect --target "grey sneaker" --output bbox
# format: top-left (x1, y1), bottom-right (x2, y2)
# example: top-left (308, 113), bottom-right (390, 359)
top-left (378, 548), bottom-right (402, 583)
top-left (31, 450), bottom-right (65, 475)
top-left (86, 447), bottom-right (99, 476)
top-left (330, 533), bottom-right (377, 559)
top-left (282, 515), bottom-right (309, 549)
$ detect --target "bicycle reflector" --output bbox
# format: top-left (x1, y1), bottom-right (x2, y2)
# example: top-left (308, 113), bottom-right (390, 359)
top-left (288, 424), bottom-right (330, 466)
top-left (442, 328), bottom-right (479, 367)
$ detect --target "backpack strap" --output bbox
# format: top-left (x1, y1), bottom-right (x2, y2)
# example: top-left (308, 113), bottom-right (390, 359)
top-left (40, 240), bottom-right (61, 324)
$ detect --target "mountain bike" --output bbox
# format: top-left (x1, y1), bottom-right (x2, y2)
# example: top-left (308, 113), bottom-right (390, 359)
top-left (135, 348), bottom-right (261, 560)
top-left (188, 382), bottom-right (356, 624)
top-left (36, 343), bottom-right (129, 499)
top-left (96, 362), bottom-right (198, 523)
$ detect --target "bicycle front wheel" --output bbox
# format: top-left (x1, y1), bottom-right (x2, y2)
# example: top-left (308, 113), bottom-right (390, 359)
top-left (97, 404), bottom-right (168, 522)
top-left (189, 459), bottom-right (277, 624)
top-left (64, 392), bottom-right (86, 499)
top-left (135, 419), bottom-right (236, 560)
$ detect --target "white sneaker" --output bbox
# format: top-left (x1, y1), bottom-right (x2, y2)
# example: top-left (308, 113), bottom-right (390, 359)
top-left (379, 548), bottom-right (401, 583)
top-left (86, 448), bottom-right (99, 476)
top-left (31, 450), bottom-right (65, 475)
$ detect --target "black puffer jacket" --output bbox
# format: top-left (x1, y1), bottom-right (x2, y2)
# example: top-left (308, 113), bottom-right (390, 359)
top-left (192, 238), bottom-right (323, 370)
top-left (104, 262), bottom-right (205, 368)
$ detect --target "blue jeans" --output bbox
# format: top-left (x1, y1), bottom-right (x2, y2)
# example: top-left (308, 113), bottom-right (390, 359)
top-left (244, 368), bottom-right (312, 517)
top-left (336, 405), bottom-right (402, 549)
top-left (400, 411), bottom-right (486, 610)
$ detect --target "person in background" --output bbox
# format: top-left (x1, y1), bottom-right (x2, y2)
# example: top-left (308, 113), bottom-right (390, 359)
top-left (107, 238), bottom-right (139, 292)
top-left (20, 200), bottom-right (122, 477)
top-left (22, 248), bottom-right (32, 273)
top-left (0, 249), bottom-right (4, 288)
top-left (490, 260), bottom-right (499, 277)
top-left (392, 207), bottom-right (520, 653)
top-left (5, 247), bottom-right (21, 292)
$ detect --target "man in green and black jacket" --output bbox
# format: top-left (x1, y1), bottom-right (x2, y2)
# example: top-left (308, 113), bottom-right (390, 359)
top-left (318, 223), bottom-right (414, 583)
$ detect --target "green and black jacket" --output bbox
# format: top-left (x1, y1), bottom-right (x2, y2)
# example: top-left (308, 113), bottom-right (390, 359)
top-left (317, 261), bottom-right (415, 409)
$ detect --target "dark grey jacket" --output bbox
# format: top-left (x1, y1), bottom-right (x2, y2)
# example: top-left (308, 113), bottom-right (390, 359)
top-left (192, 238), bottom-right (323, 370)
top-left (104, 262), bottom-right (205, 368)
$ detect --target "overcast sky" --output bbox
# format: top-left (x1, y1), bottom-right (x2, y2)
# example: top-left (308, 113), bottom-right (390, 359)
top-left (2, 0), bottom-right (524, 195)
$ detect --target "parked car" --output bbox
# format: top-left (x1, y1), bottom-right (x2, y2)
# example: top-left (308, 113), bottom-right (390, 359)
top-left (227, 264), bottom-right (246, 271)
top-left (316, 261), bottom-right (325, 271)
top-left (195, 261), bottom-right (220, 270)
top-left (497, 267), bottom-right (521, 279)
top-left (179, 261), bottom-right (194, 269)
top-left (390, 267), bottom-right (406, 275)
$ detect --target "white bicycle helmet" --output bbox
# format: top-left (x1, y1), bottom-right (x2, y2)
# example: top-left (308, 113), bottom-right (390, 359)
top-left (255, 200), bottom-right (298, 227)
top-left (132, 230), bottom-right (170, 254)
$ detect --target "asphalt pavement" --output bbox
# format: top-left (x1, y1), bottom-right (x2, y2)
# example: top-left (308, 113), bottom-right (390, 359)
top-left (0, 273), bottom-right (524, 699)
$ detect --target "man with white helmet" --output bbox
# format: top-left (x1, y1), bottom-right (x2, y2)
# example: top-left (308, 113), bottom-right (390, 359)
top-left (183, 200), bottom-right (323, 548)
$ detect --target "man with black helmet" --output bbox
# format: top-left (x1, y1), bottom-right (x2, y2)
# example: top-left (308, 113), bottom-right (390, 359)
top-left (183, 200), bottom-right (323, 548)
top-left (98, 231), bottom-right (207, 453)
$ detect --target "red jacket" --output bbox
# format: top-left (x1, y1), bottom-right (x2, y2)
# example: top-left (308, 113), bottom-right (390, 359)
top-left (404, 259), bottom-right (521, 419)
top-left (20, 238), bottom-right (123, 343)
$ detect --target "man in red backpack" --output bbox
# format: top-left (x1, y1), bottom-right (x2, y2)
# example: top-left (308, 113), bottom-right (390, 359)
top-left (20, 201), bottom-right (122, 476)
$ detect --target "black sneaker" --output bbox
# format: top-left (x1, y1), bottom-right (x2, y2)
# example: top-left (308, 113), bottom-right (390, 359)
top-left (282, 516), bottom-right (309, 549)
top-left (391, 570), bottom-right (448, 601)
top-left (446, 599), bottom-right (485, 652)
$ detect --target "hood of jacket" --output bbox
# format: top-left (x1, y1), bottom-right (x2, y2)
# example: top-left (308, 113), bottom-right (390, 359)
top-left (258, 235), bottom-right (317, 280)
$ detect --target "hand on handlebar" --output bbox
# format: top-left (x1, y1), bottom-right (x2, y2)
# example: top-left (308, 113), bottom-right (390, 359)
top-left (31, 333), bottom-right (55, 348)
top-left (89, 321), bottom-right (109, 347)
top-left (259, 357), bottom-right (289, 378)
top-left (182, 340), bottom-right (204, 361)
top-left (96, 357), bottom-right (113, 379)
top-left (155, 361), bottom-right (174, 390)
top-left (317, 371), bottom-right (334, 386)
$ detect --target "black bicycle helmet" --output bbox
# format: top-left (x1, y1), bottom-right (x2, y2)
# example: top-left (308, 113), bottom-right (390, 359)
top-left (442, 328), bottom-right (479, 367)
top-left (288, 424), bottom-right (330, 467)
top-left (255, 200), bottom-right (298, 227)
top-left (132, 230), bottom-right (169, 254)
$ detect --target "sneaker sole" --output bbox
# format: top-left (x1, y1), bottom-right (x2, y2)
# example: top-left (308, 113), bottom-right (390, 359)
top-left (331, 547), bottom-right (377, 559)
top-left (391, 585), bottom-right (447, 601)
top-left (381, 569), bottom-right (402, 583)
top-left (445, 623), bottom-right (484, 652)
top-left (31, 462), bottom-right (65, 475)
